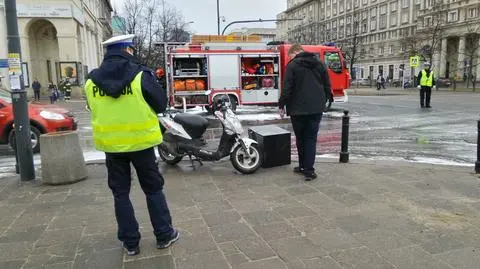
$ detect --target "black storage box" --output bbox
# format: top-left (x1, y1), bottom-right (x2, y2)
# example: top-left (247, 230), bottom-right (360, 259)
top-left (248, 125), bottom-right (291, 168)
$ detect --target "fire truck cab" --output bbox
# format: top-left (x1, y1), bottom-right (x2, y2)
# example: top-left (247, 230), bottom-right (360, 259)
top-left (166, 36), bottom-right (350, 112)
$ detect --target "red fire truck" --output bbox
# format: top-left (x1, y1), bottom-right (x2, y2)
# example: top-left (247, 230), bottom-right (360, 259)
top-left (165, 36), bottom-right (350, 112)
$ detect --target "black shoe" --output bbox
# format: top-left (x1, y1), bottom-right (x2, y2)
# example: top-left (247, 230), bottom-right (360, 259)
top-left (293, 167), bottom-right (305, 174)
top-left (157, 230), bottom-right (180, 249)
top-left (426, 105), bottom-right (431, 108)
top-left (304, 171), bottom-right (317, 181)
top-left (421, 105), bottom-right (425, 108)
top-left (124, 244), bottom-right (140, 256)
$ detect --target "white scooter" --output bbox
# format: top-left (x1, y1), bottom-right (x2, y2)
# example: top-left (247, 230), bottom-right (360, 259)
top-left (157, 96), bottom-right (263, 174)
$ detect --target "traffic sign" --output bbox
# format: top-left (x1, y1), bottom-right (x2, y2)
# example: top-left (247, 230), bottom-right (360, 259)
top-left (410, 56), bottom-right (420, 68)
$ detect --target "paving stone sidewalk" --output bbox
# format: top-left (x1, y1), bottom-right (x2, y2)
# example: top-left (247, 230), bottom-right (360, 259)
top-left (0, 160), bottom-right (479, 269)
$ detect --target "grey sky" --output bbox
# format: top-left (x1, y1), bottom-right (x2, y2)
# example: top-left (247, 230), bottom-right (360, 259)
top-left (112, 0), bottom-right (286, 34)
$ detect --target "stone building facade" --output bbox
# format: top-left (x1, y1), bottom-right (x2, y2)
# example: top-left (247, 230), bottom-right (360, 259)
top-left (0, 0), bottom-right (112, 97)
top-left (277, 0), bottom-right (480, 83)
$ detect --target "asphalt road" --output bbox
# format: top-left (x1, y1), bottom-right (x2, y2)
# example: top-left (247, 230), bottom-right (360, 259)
top-left (1, 91), bottom-right (478, 177)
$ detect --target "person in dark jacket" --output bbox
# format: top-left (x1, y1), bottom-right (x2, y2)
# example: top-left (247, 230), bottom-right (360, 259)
top-left (32, 79), bottom-right (41, 101)
top-left (278, 44), bottom-right (332, 181)
top-left (416, 62), bottom-right (436, 108)
top-left (85, 34), bottom-right (178, 256)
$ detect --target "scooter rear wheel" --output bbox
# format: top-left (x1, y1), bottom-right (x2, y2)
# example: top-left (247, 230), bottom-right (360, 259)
top-left (230, 143), bottom-right (263, 174)
top-left (158, 145), bottom-right (183, 165)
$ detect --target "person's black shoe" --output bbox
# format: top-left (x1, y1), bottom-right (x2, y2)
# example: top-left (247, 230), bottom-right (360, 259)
top-left (426, 105), bottom-right (432, 108)
top-left (293, 167), bottom-right (305, 174)
top-left (157, 230), bottom-right (180, 249)
top-left (124, 244), bottom-right (140, 256)
top-left (421, 105), bottom-right (425, 108)
top-left (304, 171), bottom-right (317, 181)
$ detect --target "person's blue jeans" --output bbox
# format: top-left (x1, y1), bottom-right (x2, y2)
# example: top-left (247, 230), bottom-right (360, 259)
top-left (105, 147), bottom-right (174, 248)
top-left (290, 113), bottom-right (323, 172)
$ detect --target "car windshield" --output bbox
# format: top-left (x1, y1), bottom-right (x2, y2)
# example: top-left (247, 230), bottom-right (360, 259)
top-left (0, 88), bottom-right (12, 103)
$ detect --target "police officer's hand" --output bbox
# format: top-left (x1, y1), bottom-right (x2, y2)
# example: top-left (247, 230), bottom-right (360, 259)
top-left (417, 85), bottom-right (421, 89)
top-left (432, 85), bottom-right (436, 90)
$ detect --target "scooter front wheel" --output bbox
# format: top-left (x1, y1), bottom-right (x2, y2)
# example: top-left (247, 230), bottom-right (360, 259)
top-left (230, 143), bottom-right (263, 174)
top-left (158, 145), bottom-right (183, 165)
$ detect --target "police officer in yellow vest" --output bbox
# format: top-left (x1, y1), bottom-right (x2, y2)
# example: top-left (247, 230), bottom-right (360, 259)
top-left (416, 62), bottom-right (436, 108)
top-left (85, 34), bottom-right (179, 256)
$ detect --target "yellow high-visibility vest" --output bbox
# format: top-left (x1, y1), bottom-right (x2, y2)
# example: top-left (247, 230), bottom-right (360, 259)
top-left (84, 72), bottom-right (162, 153)
top-left (420, 70), bottom-right (433, 87)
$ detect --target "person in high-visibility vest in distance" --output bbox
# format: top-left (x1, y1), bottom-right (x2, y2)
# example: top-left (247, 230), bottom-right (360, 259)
top-left (84, 34), bottom-right (179, 256)
top-left (416, 62), bottom-right (436, 108)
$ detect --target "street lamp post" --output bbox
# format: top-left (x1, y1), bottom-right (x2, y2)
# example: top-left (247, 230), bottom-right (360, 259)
top-left (5, 0), bottom-right (35, 181)
top-left (217, 0), bottom-right (220, 35)
top-left (221, 18), bottom-right (303, 36)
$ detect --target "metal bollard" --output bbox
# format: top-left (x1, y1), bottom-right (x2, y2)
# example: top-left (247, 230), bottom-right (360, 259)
top-left (476, 119), bottom-right (480, 174)
top-left (340, 110), bottom-right (350, 163)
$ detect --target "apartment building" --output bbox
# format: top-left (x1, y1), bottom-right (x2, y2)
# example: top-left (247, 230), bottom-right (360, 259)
top-left (277, 0), bottom-right (480, 82)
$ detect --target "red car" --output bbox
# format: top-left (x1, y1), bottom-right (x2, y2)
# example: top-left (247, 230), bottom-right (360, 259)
top-left (0, 89), bottom-right (77, 153)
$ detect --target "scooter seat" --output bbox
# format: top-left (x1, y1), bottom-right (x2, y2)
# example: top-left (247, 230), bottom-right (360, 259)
top-left (174, 113), bottom-right (209, 139)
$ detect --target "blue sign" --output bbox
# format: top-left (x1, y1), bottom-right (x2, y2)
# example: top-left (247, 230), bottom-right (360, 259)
top-left (0, 59), bottom-right (8, 68)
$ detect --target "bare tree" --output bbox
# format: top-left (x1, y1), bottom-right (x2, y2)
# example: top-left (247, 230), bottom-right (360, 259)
top-left (340, 9), bottom-right (361, 79)
top-left (403, 0), bottom-right (446, 64)
top-left (123, 0), bottom-right (191, 67)
top-left (464, 23), bottom-right (480, 90)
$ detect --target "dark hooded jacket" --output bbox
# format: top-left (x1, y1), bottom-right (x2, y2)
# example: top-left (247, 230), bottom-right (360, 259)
top-left (88, 49), bottom-right (167, 113)
top-left (278, 52), bottom-right (332, 116)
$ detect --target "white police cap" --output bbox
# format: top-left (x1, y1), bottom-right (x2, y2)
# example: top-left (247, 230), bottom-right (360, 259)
top-left (102, 34), bottom-right (135, 48)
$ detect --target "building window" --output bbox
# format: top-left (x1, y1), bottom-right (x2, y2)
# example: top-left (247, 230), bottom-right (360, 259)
top-left (379, 45), bottom-right (384, 55)
top-left (389, 45), bottom-right (394, 54)
top-left (402, 0), bottom-right (409, 8)
top-left (391, 12), bottom-right (398, 26)
top-left (333, 4), bottom-right (338, 15)
top-left (447, 10), bottom-right (458, 22)
top-left (380, 15), bottom-right (387, 28)
top-left (370, 19), bottom-right (377, 31)
top-left (391, 1), bottom-right (398, 11)
top-left (355, 0), bottom-right (360, 7)
top-left (371, 7), bottom-right (377, 17)
top-left (468, 8), bottom-right (478, 18)
top-left (424, 0), bottom-right (432, 9)
top-left (327, 9), bottom-right (331, 17)
top-left (362, 20), bottom-right (368, 32)
top-left (424, 16), bottom-right (432, 26)
top-left (347, 0), bottom-right (352, 10)
top-left (380, 4), bottom-right (387, 14)
top-left (340, 1), bottom-right (345, 12)
top-left (363, 0), bottom-right (368, 5)
top-left (401, 11), bottom-right (409, 23)
top-left (401, 43), bottom-right (406, 52)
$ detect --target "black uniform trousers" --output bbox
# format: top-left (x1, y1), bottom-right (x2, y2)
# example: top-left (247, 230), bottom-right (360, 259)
top-left (420, 86), bottom-right (432, 107)
top-left (290, 113), bottom-right (323, 173)
top-left (105, 147), bottom-right (174, 248)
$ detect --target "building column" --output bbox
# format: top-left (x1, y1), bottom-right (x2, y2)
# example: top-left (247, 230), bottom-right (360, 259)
top-left (439, 38), bottom-right (447, 78)
top-left (476, 37), bottom-right (480, 81)
top-left (457, 35), bottom-right (465, 80)
top-left (433, 50), bottom-right (441, 76)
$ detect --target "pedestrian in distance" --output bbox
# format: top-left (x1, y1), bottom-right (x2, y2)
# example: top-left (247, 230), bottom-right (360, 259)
top-left (48, 82), bottom-right (58, 104)
top-left (417, 62), bottom-right (436, 108)
top-left (278, 44), bottom-right (332, 181)
top-left (156, 68), bottom-right (166, 90)
top-left (84, 34), bottom-right (179, 256)
top-left (32, 78), bottom-right (41, 102)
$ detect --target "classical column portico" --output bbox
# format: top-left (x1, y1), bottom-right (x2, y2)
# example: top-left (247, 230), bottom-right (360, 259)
top-left (457, 35), bottom-right (465, 80)
top-left (440, 38), bottom-right (447, 78)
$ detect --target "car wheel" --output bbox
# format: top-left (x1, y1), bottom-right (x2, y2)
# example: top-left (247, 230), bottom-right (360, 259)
top-left (9, 126), bottom-right (42, 153)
